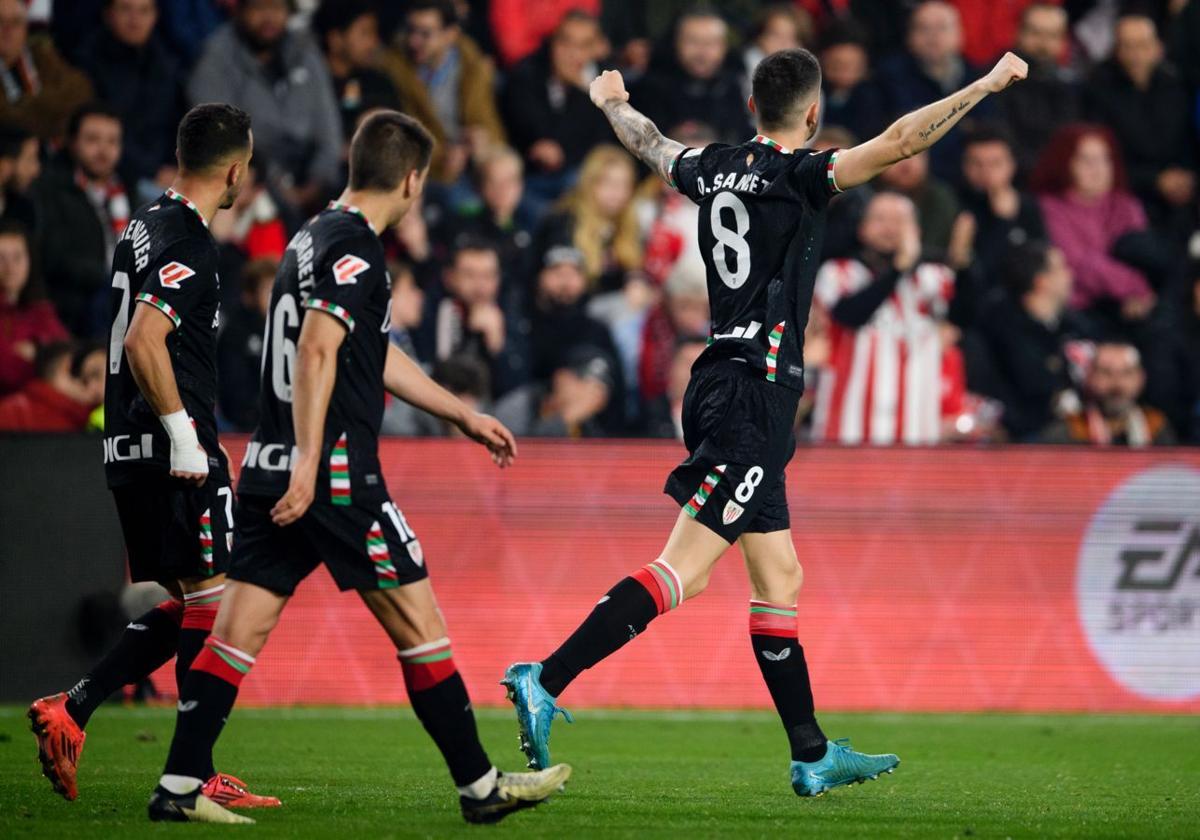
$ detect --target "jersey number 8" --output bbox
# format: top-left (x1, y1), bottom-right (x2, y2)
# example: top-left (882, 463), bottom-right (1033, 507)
top-left (710, 192), bottom-right (751, 289)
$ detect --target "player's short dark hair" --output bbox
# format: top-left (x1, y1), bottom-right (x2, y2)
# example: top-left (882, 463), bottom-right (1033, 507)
top-left (33, 341), bottom-right (73, 381)
top-left (751, 48), bottom-right (822, 131)
top-left (347, 110), bottom-right (434, 191)
top-left (67, 102), bottom-right (122, 140)
top-left (176, 103), bottom-right (252, 173)
top-left (1003, 239), bottom-right (1052, 298)
top-left (407, 0), bottom-right (457, 27)
top-left (311, 0), bottom-right (374, 48)
top-left (963, 122), bottom-right (1016, 153)
top-left (0, 122), bottom-right (32, 159)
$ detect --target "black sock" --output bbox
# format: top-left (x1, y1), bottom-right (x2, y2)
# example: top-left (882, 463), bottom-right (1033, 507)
top-left (161, 637), bottom-right (253, 783)
top-left (175, 628), bottom-right (210, 693)
top-left (65, 599), bottom-right (182, 728)
top-left (403, 669), bottom-right (492, 788)
top-left (749, 602), bottom-right (826, 762)
top-left (539, 575), bottom-right (662, 697)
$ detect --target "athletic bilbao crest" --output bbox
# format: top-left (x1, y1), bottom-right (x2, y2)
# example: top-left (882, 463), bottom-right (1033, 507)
top-left (334, 254), bottom-right (369, 285)
top-left (158, 261), bottom-right (194, 289)
top-left (722, 500), bottom-right (744, 525)
top-left (407, 539), bottom-right (424, 567)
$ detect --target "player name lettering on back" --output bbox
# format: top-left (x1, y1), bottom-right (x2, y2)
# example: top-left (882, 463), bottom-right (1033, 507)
top-left (120, 219), bottom-right (152, 272)
top-left (695, 171), bottom-right (766, 198)
top-left (290, 229), bottom-right (316, 304)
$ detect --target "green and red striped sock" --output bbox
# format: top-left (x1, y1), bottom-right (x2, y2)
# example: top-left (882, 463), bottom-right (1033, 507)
top-left (749, 601), bottom-right (826, 762)
top-left (163, 636), bottom-right (255, 781)
top-left (177, 584), bottom-right (224, 690)
top-left (398, 639), bottom-right (493, 788)
top-left (538, 568), bottom-right (672, 697)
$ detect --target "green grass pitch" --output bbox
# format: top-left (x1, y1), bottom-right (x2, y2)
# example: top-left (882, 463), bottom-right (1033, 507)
top-left (1, 706), bottom-right (1197, 838)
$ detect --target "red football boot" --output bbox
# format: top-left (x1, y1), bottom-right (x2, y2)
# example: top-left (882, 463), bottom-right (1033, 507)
top-left (28, 693), bottom-right (86, 800)
top-left (201, 773), bottom-right (282, 808)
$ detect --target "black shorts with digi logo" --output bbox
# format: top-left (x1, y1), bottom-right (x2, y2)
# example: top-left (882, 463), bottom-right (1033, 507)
top-left (229, 492), bottom-right (428, 596)
top-left (664, 360), bottom-right (801, 542)
top-left (111, 475), bottom-right (233, 583)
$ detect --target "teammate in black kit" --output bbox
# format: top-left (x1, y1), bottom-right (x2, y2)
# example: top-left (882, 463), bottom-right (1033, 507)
top-left (149, 111), bottom-right (571, 826)
top-left (28, 104), bottom-right (277, 810)
top-left (504, 50), bottom-right (1029, 796)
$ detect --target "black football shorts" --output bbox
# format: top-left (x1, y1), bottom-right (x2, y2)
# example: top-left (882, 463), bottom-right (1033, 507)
top-left (111, 475), bottom-right (233, 583)
top-left (229, 492), bottom-right (428, 596)
top-left (664, 360), bottom-right (801, 542)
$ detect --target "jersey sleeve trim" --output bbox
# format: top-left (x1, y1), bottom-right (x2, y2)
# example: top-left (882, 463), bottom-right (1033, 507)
top-left (305, 297), bottom-right (356, 332)
top-left (135, 292), bottom-right (181, 328)
top-left (826, 149), bottom-right (845, 194)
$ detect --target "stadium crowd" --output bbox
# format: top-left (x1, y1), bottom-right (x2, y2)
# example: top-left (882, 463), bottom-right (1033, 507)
top-left (0, 0), bottom-right (1197, 446)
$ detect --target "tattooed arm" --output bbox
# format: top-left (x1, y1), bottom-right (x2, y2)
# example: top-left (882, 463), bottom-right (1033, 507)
top-left (833, 52), bottom-right (1027, 191)
top-left (589, 69), bottom-right (684, 184)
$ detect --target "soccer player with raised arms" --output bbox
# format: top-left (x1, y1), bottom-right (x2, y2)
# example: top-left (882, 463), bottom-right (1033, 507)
top-left (29, 103), bottom-right (277, 809)
top-left (147, 111), bottom-right (571, 825)
top-left (504, 48), bottom-right (1027, 796)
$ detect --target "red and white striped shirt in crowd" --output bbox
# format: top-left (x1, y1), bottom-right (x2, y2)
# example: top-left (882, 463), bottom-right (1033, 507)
top-left (811, 257), bottom-right (957, 445)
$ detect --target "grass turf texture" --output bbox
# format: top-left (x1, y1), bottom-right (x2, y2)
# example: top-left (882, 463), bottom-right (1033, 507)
top-left (0, 707), bottom-right (1197, 839)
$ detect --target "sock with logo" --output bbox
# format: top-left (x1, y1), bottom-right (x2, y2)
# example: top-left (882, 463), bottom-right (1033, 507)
top-left (162, 636), bottom-right (255, 785)
top-left (399, 638), bottom-right (494, 790)
top-left (177, 584), bottom-right (223, 689)
top-left (538, 559), bottom-right (683, 697)
top-left (749, 600), bottom-right (827, 762)
top-left (65, 598), bottom-right (183, 728)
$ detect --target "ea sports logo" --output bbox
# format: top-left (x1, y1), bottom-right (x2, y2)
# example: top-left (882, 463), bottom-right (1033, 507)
top-left (1076, 465), bottom-right (1200, 701)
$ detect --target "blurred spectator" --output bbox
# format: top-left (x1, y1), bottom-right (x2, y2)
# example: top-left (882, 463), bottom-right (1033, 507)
top-left (311, 0), bottom-right (401, 144)
top-left (190, 0), bottom-right (342, 211)
top-left (75, 0), bottom-right (185, 200)
top-left (1083, 13), bottom-right (1195, 231)
top-left (502, 11), bottom-right (611, 207)
top-left (155, 0), bottom-right (230, 68)
top-left (998, 2), bottom-right (1080, 176)
top-left (431, 239), bottom-right (526, 397)
top-left (632, 8), bottom-right (752, 145)
top-left (638, 247), bottom-right (709, 404)
top-left (876, 151), bottom-right (959, 256)
top-left (956, 124), bottom-right (1045, 290)
top-left (382, 0), bottom-right (505, 185)
top-left (970, 240), bottom-right (1092, 441)
top-left (383, 355), bottom-right (492, 436)
top-left (812, 125), bottom-right (870, 261)
top-left (0, 219), bottom-right (65, 395)
top-left (217, 258), bottom-right (274, 432)
top-left (32, 102), bottom-right (125, 337)
top-left (811, 192), bottom-right (959, 445)
top-left (950, 0), bottom-right (1051, 68)
top-left (1042, 341), bottom-right (1176, 446)
top-left (875, 1), bottom-right (990, 181)
top-left (489, 0), bottom-right (602, 68)
top-left (539, 144), bottom-right (642, 293)
top-left (741, 4), bottom-right (813, 101)
top-left (1141, 271), bottom-right (1200, 443)
top-left (0, 123), bottom-right (39, 232)
top-left (387, 260), bottom-right (426, 362)
top-left (0, 0), bottom-right (92, 142)
top-left (818, 20), bottom-right (886, 143)
top-left (210, 157), bottom-right (287, 305)
top-left (1032, 124), bottom-right (1155, 321)
top-left (644, 338), bottom-right (706, 439)
top-left (71, 340), bottom-right (106, 430)
top-left (0, 340), bottom-right (92, 430)
top-left (451, 146), bottom-right (536, 303)
top-left (493, 343), bottom-right (619, 438)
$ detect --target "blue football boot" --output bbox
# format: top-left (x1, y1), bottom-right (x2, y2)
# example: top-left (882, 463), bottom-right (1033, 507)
top-left (791, 738), bottom-right (899, 797)
top-left (500, 662), bottom-right (573, 770)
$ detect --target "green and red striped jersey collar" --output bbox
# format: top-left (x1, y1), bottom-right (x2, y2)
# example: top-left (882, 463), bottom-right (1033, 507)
top-left (327, 201), bottom-right (378, 235)
top-left (165, 188), bottom-right (208, 228)
top-left (751, 134), bottom-right (790, 154)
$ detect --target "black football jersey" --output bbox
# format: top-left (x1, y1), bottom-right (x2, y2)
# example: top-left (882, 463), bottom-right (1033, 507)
top-left (237, 204), bottom-right (391, 503)
top-left (104, 190), bottom-right (225, 487)
top-left (670, 136), bottom-right (841, 392)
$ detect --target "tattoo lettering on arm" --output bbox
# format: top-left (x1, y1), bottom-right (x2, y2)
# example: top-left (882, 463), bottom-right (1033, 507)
top-left (601, 100), bottom-right (686, 184)
top-left (916, 99), bottom-right (971, 143)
